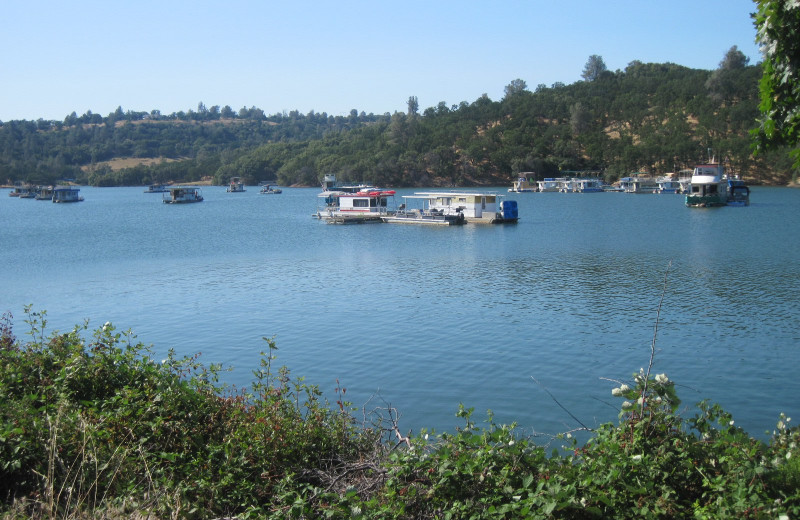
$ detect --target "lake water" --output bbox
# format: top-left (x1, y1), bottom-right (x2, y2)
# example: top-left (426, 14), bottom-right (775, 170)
top-left (2, 185), bottom-right (799, 440)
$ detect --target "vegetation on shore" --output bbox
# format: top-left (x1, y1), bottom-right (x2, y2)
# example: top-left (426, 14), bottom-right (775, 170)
top-left (2, 50), bottom-right (797, 190)
top-left (1, 306), bottom-right (798, 519)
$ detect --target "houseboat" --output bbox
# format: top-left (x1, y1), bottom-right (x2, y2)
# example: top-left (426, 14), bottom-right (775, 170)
top-left (8, 183), bottom-right (31, 197)
top-left (536, 178), bottom-right (562, 192)
top-left (163, 186), bottom-right (204, 204)
top-left (144, 184), bottom-right (168, 193)
top-left (410, 192), bottom-right (518, 224)
top-left (35, 186), bottom-right (54, 200)
top-left (572, 178), bottom-right (604, 193)
top-left (685, 164), bottom-right (728, 207)
top-left (620, 174), bottom-right (659, 193)
top-left (655, 176), bottom-right (681, 194)
top-left (226, 177), bottom-right (246, 192)
top-left (316, 174), bottom-right (381, 218)
top-left (508, 174), bottom-right (535, 192)
top-left (558, 178), bottom-right (575, 192)
top-left (382, 195), bottom-right (466, 225)
top-left (318, 189), bottom-right (396, 224)
top-left (52, 186), bottom-right (84, 203)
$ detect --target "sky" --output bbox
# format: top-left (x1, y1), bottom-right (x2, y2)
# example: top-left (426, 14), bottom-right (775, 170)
top-left (1, 0), bottom-right (762, 122)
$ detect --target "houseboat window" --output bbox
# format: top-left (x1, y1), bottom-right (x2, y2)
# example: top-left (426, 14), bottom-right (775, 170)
top-left (708, 185), bottom-right (717, 194)
top-left (370, 198), bottom-right (377, 207)
top-left (692, 186), bottom-right (700, 193)
top-left (379, 198), bottom-right (387, 207)
top-left (353, 199), bottom-right (369, 207)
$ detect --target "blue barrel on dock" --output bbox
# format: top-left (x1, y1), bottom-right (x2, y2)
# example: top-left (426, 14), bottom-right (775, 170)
top-left (500, 200), bottom-right (518, 220)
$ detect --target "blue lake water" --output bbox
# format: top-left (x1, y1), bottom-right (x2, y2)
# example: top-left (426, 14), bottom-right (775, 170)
top-left (2, 185), bottom-right (799, 440)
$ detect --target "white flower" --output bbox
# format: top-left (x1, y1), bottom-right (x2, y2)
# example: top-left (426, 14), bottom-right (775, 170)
top-left (778, 421), bottom-right (785, 430)
top-left (779, 515), bottom-right (789, 520)
top-left (508, 440), bottom-right (515, 446)
top-left (619, 384), bottom-right (630, 393)
top-left (622, 401), bottom-right (633, 409)
top-left (424, 434), bottom-right (429, 441)
top-left (580, 498), bottom-right (587, 507)
top-left (612, 387), bottom-right (623, 396)
top-left (655, 373), bottom-right (669, 384)
top-left (631, 454), bottom-right (642, 462)
top-left (787, 452), bottom-right (792, 460)
top-left (729, 420), bottom-right (735, 426)
top-left (102, 321), bottom-right (111, 331)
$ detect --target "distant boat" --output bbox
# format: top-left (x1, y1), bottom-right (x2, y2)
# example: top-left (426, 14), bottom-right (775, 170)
top-left (655, 176), bottom-right (681, 194)
top-left (572, 178), bottom-right (604, 193)
top-left (685, 164), bottom-right (728, 207)
top-left (163, 186), bottom-right (203, 204)
top-left (226, 177), bottom-right (246, 192)
top-left (508, 174), bottom-right (535, 193)
top-left (52, 186), bottom-right (84, 203)
top-left (620, 174), bottom-right (658, 193)
top-left (259, 184), bottom-right (282, 194)
top-left (144, 184), bottom-right (168, 193)
top-left (35, 186), bottom-right (54, 200)
top-left (536, 178), bottom-right (562, 192)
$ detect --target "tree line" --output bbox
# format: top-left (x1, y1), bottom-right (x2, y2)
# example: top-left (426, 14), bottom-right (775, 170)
top-left (1, 48), bottom-right (796, 188)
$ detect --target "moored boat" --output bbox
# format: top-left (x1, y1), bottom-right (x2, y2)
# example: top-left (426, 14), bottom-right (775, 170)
top-left (620, 173), bottom-right (659, 193)
top-left (35, 186), bottom-right (54, 200)
top-left (52, 186), bottom-right (84, 203)
top-left (144, 184), bottom-right (168, 193)
top-left (410, 191), bottom-right (518, 224)
top-left (536, 178), bottom-right (562, 192)
top-left (685, 164), bottom-right (728, 207)
top-left (382, 195), bottom-right (466, 225)
top-left (655, 176), bottom-right (681, 194)
top-left (508, 174), bottom-right (535, 193)
top-left (226, 177), bottom-right (246, 192)
top-left (572, 178), bottom-right (604, 193)
top-left (163, 186), bottom-right (203, 204)
top-left (318, 189), bottom-right (396, 224)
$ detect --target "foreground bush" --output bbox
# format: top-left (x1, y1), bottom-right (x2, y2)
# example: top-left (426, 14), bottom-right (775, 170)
top-left (1, 308), bottom-right (798, 519)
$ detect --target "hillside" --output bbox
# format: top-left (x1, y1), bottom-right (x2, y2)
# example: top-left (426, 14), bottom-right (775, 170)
top-left (1, 55), bottom-right (796, 188)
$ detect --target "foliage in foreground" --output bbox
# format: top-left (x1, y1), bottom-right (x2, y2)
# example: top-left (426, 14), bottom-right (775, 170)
top-left (1, 308), bottom-right (798, 519)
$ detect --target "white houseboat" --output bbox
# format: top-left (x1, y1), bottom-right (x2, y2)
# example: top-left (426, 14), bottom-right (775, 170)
top-left (52, 186), bottom-right (84, 203)
top-left (410, 192), bottom-right (518, 224)
top-left (318, 189), bottom-right (396, 224)
top-left (685, 164), bottom-right (728, 207)
top-left (655, 176), bottom-right (681, 194)
top-left (509, 174), bottom-right (535, 192)
top-left (572, 178), bottom-right (604, 193)
top-left (382, 195), bottom-right (466, 225)
top-left (163, 186), bottom-right (204, 204)
top-left (536, 178), bottom-right (562, 192)
top-left (620, 174), bottom-right (659, 193)
top-left (144, 184), bottom-right (168, 193)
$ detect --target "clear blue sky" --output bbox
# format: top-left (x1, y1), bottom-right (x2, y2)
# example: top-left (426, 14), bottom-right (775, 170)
top-left (1, 0), bottom-right (761, 122)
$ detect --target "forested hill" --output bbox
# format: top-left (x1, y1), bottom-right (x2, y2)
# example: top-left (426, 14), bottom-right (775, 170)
top-left (1, 54), bottom-right (796, 188)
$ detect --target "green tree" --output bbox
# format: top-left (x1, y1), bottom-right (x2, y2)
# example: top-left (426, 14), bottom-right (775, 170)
top-left (752, 0), bottom-right (800, 168)
top-left (581, 54), bottom-right (607, 82)
top-left (503, 78), bottom-right (528, 99)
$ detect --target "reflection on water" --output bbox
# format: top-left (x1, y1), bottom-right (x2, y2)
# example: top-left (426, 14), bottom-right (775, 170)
top-left (1, 186), bottom-right (799, 438)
